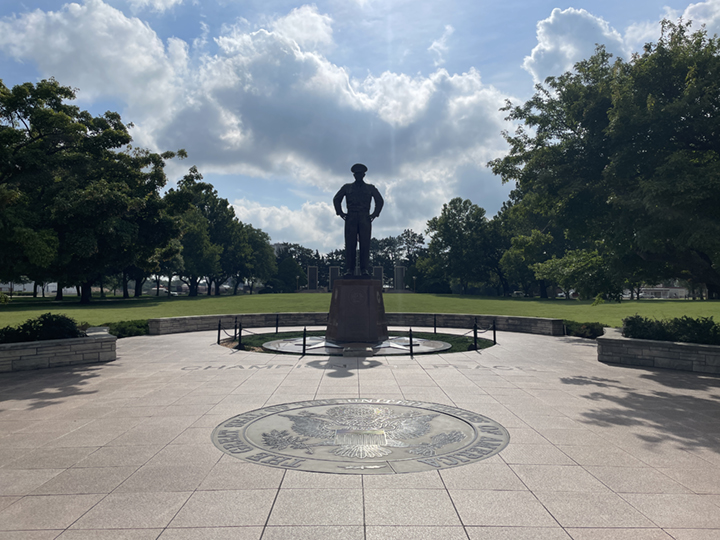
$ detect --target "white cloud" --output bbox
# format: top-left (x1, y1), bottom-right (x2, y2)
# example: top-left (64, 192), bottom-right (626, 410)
top-left (428, 24), bottom-right (454, 66)
top-left (232, 199), bottom-right (342, 250)
top-left (271, 5), bottom-right (334, 52)
top-left (0, 0), bottom-right (185, 116)
top-left (523, 8), bottom-right (626, 83)
top-left (527, 2), bottom-right (720, 85)
top-left (679, 0), bottom-right (720, 35)
top-left (0, 0), bottom-right (514, 248)
top-left (128, 0), bottom-right (183, 12)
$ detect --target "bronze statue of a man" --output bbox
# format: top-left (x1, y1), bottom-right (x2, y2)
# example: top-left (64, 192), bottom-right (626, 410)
top-left (333, 163), bottom-right (384, 276)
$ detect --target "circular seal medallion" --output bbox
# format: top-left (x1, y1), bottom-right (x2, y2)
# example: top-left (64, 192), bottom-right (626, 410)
top-left (211, 398), bottom-right (510, 474)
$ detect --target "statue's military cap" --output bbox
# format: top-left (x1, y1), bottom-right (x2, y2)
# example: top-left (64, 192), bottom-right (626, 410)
top-left (351, 163), bottom-right (368, 174)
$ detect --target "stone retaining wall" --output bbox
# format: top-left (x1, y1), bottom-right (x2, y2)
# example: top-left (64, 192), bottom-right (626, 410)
top-left (597, 327), bottom-right (720, 374)
top-left (148, 312), bottom-right (564, 337)
top-left (0, 328), bottom-right (117, 372)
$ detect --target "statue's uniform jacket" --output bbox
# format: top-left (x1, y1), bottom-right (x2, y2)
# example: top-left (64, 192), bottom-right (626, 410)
top-left (333, 181), bottom-right (384, 273)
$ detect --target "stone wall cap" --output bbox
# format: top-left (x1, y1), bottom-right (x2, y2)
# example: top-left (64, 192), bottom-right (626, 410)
top-left (598, 326), bottom-right (720, 351)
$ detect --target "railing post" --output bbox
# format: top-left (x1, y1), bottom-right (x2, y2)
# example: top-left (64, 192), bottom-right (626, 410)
top-left (217, 320), bottom-right (221, 344)
top-left (409, 327), bottom-right (414, 357)
top-left (433, 314), bottom-right (437, 334)
top-left (234, 317), bottom-right (238, 341)
top-left (302, 327), bottom-right (307, 355)
top-left (275, 313), bottom-right (279, 334)
top-left (238, 321), bottom-right (243, 348)
top-left (493, 319), bottom-right (497, 344)
top-left (473, 320), bottom-right (478, 350)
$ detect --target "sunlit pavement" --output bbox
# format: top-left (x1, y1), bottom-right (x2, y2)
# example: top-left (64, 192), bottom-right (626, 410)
top-left (1, 327), bottom-right (720, 540)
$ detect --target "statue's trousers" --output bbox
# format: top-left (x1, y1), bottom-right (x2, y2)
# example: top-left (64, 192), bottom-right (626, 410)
top-left (345, 212), bottom-right (372, 273)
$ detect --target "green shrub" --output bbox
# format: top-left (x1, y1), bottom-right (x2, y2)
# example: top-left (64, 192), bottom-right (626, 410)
top-left (0, 313), bottom-right (85, 344)
top-left (102, 320), bottom-right (149, 338)
top-left (0, 292), bottom-right (9, 304)
top-left (623, 315), bottom-right (720, 345)
top-left (564, 320), bottom-right (605, 339)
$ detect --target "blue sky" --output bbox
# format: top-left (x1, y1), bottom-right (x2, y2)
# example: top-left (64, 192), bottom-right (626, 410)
top-left (1, 0), bottom-right (717, 251)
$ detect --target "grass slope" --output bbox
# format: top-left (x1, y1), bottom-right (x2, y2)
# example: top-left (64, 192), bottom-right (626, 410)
top-left (1, 293), bottom-right (718, 329)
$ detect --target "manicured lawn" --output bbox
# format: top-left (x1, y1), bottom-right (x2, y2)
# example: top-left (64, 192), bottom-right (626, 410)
top-left (1, 292), bottom-right (718, 329)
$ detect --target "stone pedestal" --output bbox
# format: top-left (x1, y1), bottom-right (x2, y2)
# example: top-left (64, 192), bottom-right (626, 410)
top-left (326, 279), bottom-right (388, 344)
top-left (329, 266), bottom-right (341, 291)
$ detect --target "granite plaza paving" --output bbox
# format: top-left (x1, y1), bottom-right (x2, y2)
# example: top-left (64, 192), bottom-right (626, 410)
top-left (1, 327), bottom-right (720, 539)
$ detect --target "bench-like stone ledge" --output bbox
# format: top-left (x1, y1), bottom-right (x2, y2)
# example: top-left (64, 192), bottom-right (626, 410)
top-left (148, 312), bottom-right (564, 337)
top-left (597, 327), bottom-right (720, 374)
top-left (0, 327), bottom-right (117, 373)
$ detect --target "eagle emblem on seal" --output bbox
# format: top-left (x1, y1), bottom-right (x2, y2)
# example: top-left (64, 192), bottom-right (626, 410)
top-left (261, 405), bottom-right (465, 459)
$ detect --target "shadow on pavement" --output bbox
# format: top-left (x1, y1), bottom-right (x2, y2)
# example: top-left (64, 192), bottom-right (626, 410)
top-left (560, 374), bottom-right (720, 452)
top-left (0, 365), bottom-right (104, 411)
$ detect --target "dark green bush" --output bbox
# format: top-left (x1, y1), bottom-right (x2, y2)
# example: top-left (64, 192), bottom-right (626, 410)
top-left (0, 313), bottom-right (86, 344)
top-left (564, 320), bottom-right (605, 339)
top-left (102, 320), bottom-right (149, 338)
top-left (623, 315), bottom-right (720, 345)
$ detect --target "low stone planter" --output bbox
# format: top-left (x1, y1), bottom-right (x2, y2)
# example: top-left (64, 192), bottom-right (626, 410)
top-left (597, 327), bottom-right (720, 374)
top-left (0, 327), bottom-right (117, 373)
top-left (148, 312), bottom-right (564, 337)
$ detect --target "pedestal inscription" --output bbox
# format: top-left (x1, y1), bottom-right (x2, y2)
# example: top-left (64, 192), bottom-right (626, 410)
top-left (326, 279), bottom-right (388, 344)
top-left (211, 398), bottom-right (510, 474)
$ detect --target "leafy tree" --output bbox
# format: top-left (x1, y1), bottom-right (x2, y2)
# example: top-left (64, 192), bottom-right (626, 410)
top-left (532, 249), bottom-right (622, 301)
top-left (424, 198), bottom-right (492, 293)
top-left (233, 225), bottom-right (277, 294)
top-left (165, 166), bottom-right (252, 296)
top-left (275, 243), bottom-right (316, 271)
top-left (500, 230), bottom-right (554, 296)
top-left (489, 21), bottom-right (720, 297)
top-left (177, 206), bottom-right (222, 296)
top-left (397, 229), bottom-right (427, 265)
top-left (0, 79), bottom-right (184, 303)
top-left (370, 235), bottom-right (402, 282)
top-left (276, 257), bottom-right (307, 293)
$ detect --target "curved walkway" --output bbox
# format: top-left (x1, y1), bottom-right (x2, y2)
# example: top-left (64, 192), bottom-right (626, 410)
top-left (1, 328), bottom-right (719, 539)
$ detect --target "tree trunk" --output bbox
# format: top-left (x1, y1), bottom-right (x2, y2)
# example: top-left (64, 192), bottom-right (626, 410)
top-left (708, 283), bottom-right (719, 300)
top-left (155, 276), bottom-right (161, 296)
top-left (233, 279), bottom-right (240, 295)
top-left (41, 283), bottom-right (45, 298)
top-left (76, 285), bottom-right (81, 297)
top-left (167, 274), bottom-right (173, 296)
top-left (33, 282), bottom-right (38, 297)
top-left (188, 277), bottom-right (198, 297)
top-left (206, 278), bottom-right (212, 296)
top-left (539, 279), bottom-right (548, 299)
top-left (55, 284), bottom-right (63, 301)
top-left (215, 281), bottom-right (222, 296)
top-left (134, 277), bottom-right (144, 297)
top-left (80, 281), bottom-right (92, 304)
top-left (122, 272), bottom-right (130, 299)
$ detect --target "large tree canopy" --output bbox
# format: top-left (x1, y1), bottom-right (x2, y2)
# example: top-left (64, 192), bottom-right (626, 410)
top-left (489, 21), bottom-right (720, 297)
top-left (0, 78), bottom-right (184, 302)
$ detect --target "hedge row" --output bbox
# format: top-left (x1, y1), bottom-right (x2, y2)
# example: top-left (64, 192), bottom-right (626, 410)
top-left (623, 315), bottom-right (720, 346)
top-left (0, 314), bottom-right (149, 343)
top-left (564, 320), bottom-right (605, 339)
top-left (0, 313), bottom-right (85, 343)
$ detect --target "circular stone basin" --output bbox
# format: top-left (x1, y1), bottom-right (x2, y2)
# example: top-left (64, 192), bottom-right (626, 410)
top-left (262, 335), bottom-right (452, 356)
top-left (211, 398), bottom-right (510, 474)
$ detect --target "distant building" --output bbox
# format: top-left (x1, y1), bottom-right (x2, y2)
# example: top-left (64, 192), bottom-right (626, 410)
top-left (0, 282), bottom-right (77, 295)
